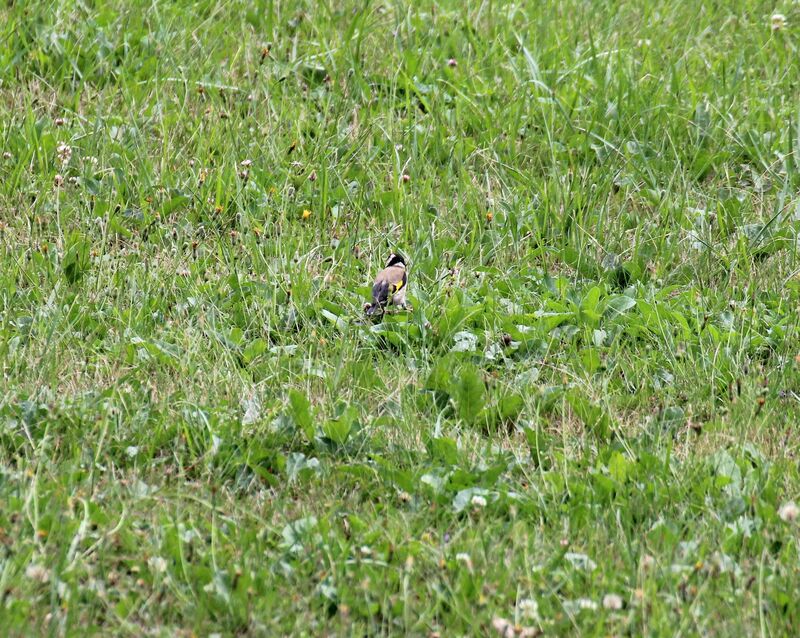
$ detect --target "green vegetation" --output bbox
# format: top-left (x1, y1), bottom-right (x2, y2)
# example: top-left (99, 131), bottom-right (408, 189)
top-left (3, 0), bottom-right (800, 634)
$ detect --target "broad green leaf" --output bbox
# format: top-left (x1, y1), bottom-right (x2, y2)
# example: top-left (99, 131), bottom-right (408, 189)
top-left (580, 348), bottom-right (602, 373)
top-left (281, 516), bottom-right (318, 553)
top-left (451, 330), bottom-right (478, 352)
top-left (427, 436), bottom-right (459, 465)
top-left (608, 452), bottom-right (631, 483)
top-left (420, 472), bottom-right (447, 494)
top-left (319, 308), bottom-right (347, 331)
top-left (604, 294), bottom-right (636, 317)
top-left (161, 194), bottom-right (189, 216)
top-left (531, 310), bottom-right (572, 331)
top-left (497, 393), bottom-right (524, 421)
top-left (579, 286), bottom-right (603, 326)
top-left (425, 355), bottom-right (455, 393)
top-left (288, 390), bottom-right (314, 440)
top-left (455, 364), bottom-right (485, 425)
top-left (62, 233), bottom-right (91, 284)
top-left (322, 404), bottom-right (358, 445)
top-left (285, 453), bottom-right (320, 483)
top-left (242, 338), bottom-right (267, 363)
top-left (580, 285), bottom-right (603, 314)
top-left (322, 417), bottom-right (352, 445)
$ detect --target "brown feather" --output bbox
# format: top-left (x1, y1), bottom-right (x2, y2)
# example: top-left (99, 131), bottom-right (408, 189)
top-left (366, 263), bottom-right (406, 315)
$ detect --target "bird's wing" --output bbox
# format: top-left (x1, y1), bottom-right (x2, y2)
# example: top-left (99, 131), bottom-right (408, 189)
top-left (372, 265), bottom-right (405, 304)
top-left (371, 278), bottom-right (391, 305)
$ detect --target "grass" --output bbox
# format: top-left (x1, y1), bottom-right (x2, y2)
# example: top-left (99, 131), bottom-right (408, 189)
top-left (2, 0), bottom-right (800, 634)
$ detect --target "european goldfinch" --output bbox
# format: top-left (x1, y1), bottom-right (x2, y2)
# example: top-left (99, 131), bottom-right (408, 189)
top-left (364, 253), bottom-right (408, 316)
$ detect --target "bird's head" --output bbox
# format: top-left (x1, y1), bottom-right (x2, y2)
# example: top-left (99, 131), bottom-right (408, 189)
top-left (385, 252), bottom-right (406, 268)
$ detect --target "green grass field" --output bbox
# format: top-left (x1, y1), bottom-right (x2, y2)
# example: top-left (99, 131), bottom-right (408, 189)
top-left (3, 0), bottom-right (800, 635)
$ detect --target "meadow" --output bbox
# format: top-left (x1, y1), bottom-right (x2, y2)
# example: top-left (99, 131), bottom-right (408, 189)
top-left (2, 0), bottom-right (800, 635)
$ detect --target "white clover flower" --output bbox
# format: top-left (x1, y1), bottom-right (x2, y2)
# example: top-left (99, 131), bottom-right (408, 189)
top-left (602, 593), bottom-right (624, 610)
top-left (148, 556), bottom-right (167, 573)
top-left (25, 564), bottom-right (50, 583)
top-left (779, 501), bottom-right (799, 522)
top-left (518, 597), bottom-right (539, 619)
top-left (56, 143), bottom-right (72, 164)
top-left (772, 13), bottom-right (787, 31)
top-left (563, 597), bottom-right (599, 612)
top-left (471, 494), bottom-right (487, 508)
top-left (491, 617), bottom-right (513, 637)
top-left (455, 552), bottom-right (473, 570)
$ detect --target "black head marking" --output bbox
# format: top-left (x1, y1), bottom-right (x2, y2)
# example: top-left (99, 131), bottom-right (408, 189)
top-left (385, 252), bottom-right (406, 267)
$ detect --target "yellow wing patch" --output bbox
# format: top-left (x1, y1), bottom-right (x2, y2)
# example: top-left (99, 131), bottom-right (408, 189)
top-left (392, 279), bottom-right (405, 292)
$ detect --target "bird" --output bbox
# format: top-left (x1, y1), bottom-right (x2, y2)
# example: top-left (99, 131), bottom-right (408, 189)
top-left (364, 252), bottom-right (408, 316)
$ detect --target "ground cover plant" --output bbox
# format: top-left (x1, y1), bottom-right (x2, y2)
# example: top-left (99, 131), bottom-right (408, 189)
top-left (2, 0), bottom-right (800, 635)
